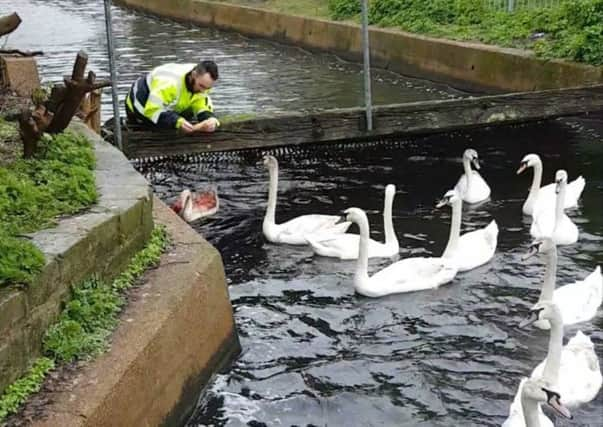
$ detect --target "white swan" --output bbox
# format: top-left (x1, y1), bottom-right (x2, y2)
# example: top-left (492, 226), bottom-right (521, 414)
top-left (261, 155), bottom-right (351, 245)
top-left (502, 377), bottom-right (572, 427)
top-left (453, 148), bottom-right (491, 204)
top-left (520, 301), bottom-right (602, 408)
top-left (438, 189), bottom-right (498, 272)
top-left (517, 153), bottom-right (585, 216)
top-left (305, 184), bottom-right (398, 260)
top-left (345, 207), bottom-right (457, 297)
top-left (530, 170), bottom-right (578, 245)
top-left (524, 238), bottom-right (602, 329)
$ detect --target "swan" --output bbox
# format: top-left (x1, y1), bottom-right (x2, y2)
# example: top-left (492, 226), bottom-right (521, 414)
top-left (345, 207), bottom-right (457, 297)
top-left (530, 170), bottom-right (578, 245)
top-left (171, 188), bottom-right (219, 222)
top-left (517, 153), bottom-right (585, 216)
top-left (438, 189), bottom-right (498, 272)
top-left (502, 377), bottom-right (572, 427)
top-left (524, 238), bottom-right (602, 329)
top-left (305, 184), bottom-right (398, 260)
top-left (453, 148), bottom-right (491, 204)
top-left (261, 155), bottom-right (351, 245)
top-left (520, 301), bottom-right (602, 408)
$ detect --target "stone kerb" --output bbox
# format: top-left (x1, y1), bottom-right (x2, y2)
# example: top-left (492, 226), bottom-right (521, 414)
top-left (0, 121), bottom-right (153, 394)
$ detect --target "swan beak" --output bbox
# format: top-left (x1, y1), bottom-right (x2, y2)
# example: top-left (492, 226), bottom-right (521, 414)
top-left (522, 245), bottom-right (539, 261)
top-left (547, 392), bottom-right (572, 419)
top-left (472, 158), bottom-right (481, 170)
top-left (516, 163), bottom-right (527, 175)
top-left (555, 181), bottom-right (561, 194)
top-left (519, 311), bottom-right (539, 328)
top-left (435, 198), bottom-right (448, 208)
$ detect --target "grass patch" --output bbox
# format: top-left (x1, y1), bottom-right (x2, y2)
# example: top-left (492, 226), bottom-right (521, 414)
top-left (0, 131), bottom-right (97, 287)
top-left (43, 226), bottom-right (169, 362)
top-left (0, 226), bottom-right (169, 422)
top-left (213, 0), bottom-right (329, 18)
top-left (0, 358), bottom-right (54, 421)
top-left (330, 0), bottom-right (603, 65)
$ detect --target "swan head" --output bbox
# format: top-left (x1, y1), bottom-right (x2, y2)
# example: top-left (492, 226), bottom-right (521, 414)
top-left (385, 184), bottom-right (396, 199)
top-left (523, 238), bottom-right (555, 260)
top-left (436, 189), bottom-right (461, 208)
top-left (343, 207), bottom-right (368, 226)
top-left (519, 301), bottom-right (562, 329)
top-left (517, 154), bottom-right (541, 175)
top-left (554, 170), bottom-right (568, 194)
top-left (262, 155), bottom-right (278, 170)
top-left (520, 379), bottom-right (572, 420)
top-left (463, 148), bottom-right (480, 170)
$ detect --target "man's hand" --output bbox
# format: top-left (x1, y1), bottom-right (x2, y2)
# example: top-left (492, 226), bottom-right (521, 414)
top-left (179, 119), bottom-right (195, 134)
top-left (194, 117), bottom-right (219, 133)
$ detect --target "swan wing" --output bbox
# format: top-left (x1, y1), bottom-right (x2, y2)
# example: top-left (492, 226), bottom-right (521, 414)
top-left (534, 176), bottom-right (585, 212)
top-left (281, 214), bottom-right (351, 236)
top-left (553, 266), bottom-right (603, 325)
top-left (454, 172), bottom-right (491, 204)
top-left (306, 233), bottom-right (392, 260)
top-left (453, 220), bottom-right (498, 271)
top-left (364, 257), bottom-right (457, 297)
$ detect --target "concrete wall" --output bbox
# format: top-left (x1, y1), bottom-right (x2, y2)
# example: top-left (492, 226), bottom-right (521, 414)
top-left (30, 198), bottom-right (240, 427)
top-left (114, 0), bottom-right (603, 93)
top-left (0, 122), bottom-right (153, 395)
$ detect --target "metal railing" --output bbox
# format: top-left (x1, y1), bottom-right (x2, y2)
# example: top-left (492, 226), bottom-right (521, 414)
top-left (484, 0), bottom-right (562, 12)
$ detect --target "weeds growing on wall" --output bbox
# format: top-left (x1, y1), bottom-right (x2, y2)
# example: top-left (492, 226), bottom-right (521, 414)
top-left (0, 226), bottom-right (169, 422)
top-left (329, 0), bottom-right (603, 65)
top-left (0, 131), bottom-right (97, 287)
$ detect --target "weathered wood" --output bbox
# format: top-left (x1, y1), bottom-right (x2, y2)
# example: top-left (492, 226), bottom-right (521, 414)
top-left (121, 85), bottom-right (603, 159)
top-left (19, 105), bottom-right (52, 158)
top-left (77, 89), bottom-right (102, 133)
top-left (0, 13), bottom-right (21, 37)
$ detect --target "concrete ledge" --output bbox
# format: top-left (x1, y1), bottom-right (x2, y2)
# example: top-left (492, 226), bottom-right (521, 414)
top-left (0, 121), bottom-right (153, 394)
top-left (29, 198), bottom-right (240, 427)
top-left (114, 0), bottom-right (603, 92)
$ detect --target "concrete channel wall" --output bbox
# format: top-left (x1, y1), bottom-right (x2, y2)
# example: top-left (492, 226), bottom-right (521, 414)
top-left (0, 122), bottom-right (153, 395)
top-left (114, 0), bottom-right (603, 93)
top-left (1, 122), bottom-right (240, 426)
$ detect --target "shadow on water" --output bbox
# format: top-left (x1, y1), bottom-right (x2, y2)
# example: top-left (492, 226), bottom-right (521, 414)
top-left (137, 117), bottom-right (603, 427)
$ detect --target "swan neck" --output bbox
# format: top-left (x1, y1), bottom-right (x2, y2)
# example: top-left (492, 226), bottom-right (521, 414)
top-left (463, 158), bottom-right (472, 192)
top-left (354, 216), bottom-right (371, 289)
top-left (265, 165), bottom-right (278, 224)
top-left (539, 247), bottom-right (557, 302)
top-left (526, 162), bottom-right (543, 206)
top-left (383, 192), bottom-right (397, 247)
top-left (521, 397), bottom-right (542, 427)
top-left (542, 314), bottom-right (563, 386)
top-left (554, 182), bottom-right (565, 231)
top-left (442, 199), bottom-right (462, 258)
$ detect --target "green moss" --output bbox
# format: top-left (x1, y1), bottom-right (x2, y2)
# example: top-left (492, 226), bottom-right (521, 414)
top-left (0, 131), bottom-right (97, 287)
top-left (0, 226), bottom-right (169, 423)
top-left (44, 226), bottom-right (169, 362)
top-left (0, 358), bottom-right (54, 420)
top-left (219, 113), bottom-right (258, 125)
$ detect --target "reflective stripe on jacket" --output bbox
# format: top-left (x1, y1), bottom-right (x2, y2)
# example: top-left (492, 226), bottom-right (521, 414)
top-left (125, 63), bottom-right (215, 129)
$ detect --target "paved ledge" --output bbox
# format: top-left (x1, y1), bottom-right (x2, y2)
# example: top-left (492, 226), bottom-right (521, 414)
top-left (114, 0), bottom-right (602, 92)
top-left (29, 198), bottom-right (240, 427)
top-left (0, 121), bottom-right (153, 394)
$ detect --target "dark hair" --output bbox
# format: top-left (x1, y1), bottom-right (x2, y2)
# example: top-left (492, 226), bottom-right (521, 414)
top-left (194, 60), bottom-right (219, 80)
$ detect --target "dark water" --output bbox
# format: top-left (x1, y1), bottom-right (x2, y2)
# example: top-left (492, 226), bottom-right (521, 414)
top-left (137, 117), bottom-right (603, 427)
top-left (0, 0), bottom-right (465, 120)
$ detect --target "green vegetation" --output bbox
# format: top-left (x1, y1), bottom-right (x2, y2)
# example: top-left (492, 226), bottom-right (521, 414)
top-left (215, 0), bottom-right (329, 17)
top-left (0, 131), bottom-right (97, 287)
top-left (43, 226), bottom-right (169, 362)
top-left (0, 358), bottom-right (54, 420)
top-left (330, 0), bottom-right (603, 65)
top-left (0, 227), bottom-right (169, 422)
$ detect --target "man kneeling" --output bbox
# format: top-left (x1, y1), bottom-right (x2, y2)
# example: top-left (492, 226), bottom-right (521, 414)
top-left (125, 60), bottom-right (220, 134)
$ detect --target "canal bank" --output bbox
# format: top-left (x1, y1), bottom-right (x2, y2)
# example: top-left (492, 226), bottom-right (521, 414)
top-left (114, 0), bottom-right (603, 92)
top-left (1, 121), bottom-right (240, 425)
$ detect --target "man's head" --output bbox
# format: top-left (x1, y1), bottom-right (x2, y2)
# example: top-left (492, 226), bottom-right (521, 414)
top-left (190, 60), bottom-right (219, 93)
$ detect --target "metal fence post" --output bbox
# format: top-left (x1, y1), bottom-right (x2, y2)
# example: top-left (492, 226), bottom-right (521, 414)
top-left (103, 0), bottom-right (123, 151)
top-left (361, 0), bottom-right (373, 131)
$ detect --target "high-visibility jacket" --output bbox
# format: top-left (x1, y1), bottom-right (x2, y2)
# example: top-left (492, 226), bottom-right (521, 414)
top-left (125, 63), bottom-right (217, 129)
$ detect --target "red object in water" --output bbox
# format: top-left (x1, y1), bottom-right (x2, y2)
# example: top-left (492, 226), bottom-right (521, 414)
top-left (170, 189), bottom-right (219, 222)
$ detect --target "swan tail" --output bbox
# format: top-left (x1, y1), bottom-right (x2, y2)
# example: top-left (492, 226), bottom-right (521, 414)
top-left (485, 220), bottom-right (499, 247)
top-left (567, 175), bottom-right (586, 206)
